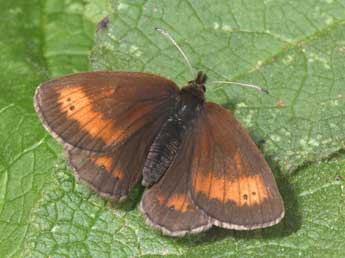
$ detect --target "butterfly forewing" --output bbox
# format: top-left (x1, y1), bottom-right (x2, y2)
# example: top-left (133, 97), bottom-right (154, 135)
top-left (190, 103), bottom-right (284, 230)
top-left (34, 71), bottom-right (179, 152)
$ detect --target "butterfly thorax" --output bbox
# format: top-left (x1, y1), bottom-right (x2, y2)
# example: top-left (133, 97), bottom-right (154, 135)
top-left (142, 72), bottom-right (207, 187)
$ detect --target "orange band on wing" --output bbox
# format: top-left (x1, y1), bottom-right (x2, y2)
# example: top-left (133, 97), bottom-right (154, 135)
top-left (193, 173), bottom-right (269, 207)
top-left (157, 194), bottom-right (165, 205)
top-left (154, 194), bottom-right (192, 213)
top-left (90, 156), bottom-right (124, 179)
top-left (112, 169), bottom-right (124, 180)
top-left (91, 155), bottom-right (113, 172)
top-left (56, 86), bottom-right (165, 147)
top-left (57, 86), bottom-right (119, 145)
top-left (166, 194), bottom-right (191, 213)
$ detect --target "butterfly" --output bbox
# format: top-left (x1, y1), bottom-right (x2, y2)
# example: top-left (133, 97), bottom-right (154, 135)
top-left (34, 28), bottom-right (284, 237)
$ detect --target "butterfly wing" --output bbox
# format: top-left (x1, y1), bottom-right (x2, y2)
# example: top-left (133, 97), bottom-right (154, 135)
top-left (190, 103), bottom-right (284, 230)
top-left (66, 117), bottom-right (166, 200)
top-left (34, 71), bottom-right (179, 152)
top-left (140, 124), bottom-right (211, 236)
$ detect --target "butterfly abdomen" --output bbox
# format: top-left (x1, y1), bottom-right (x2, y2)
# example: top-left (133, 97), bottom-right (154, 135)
top-left (142, 115), bottom-right (184, 186)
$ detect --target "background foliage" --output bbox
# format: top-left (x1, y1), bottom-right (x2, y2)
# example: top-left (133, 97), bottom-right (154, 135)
top-left (0, 0), bottom-right (344, 257)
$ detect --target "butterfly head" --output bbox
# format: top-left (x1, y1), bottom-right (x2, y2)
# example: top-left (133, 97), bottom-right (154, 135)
top-left (181, 71), bottom-right (207, 103)
top-left (188, 71), bottom-right (207, 92)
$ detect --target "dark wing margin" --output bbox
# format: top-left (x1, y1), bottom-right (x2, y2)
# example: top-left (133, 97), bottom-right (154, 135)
top-left (190, 103), bottom-right (284, 230)
top-left (34, 71), bottom-right (179, 152)
top-left (140, 122), bottom-right (211, 237)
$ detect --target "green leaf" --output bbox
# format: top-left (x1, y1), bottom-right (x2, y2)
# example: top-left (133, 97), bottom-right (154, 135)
top-left (0, 0), bottom-right (97, 257)
top-left (23, 155), bottom-right (345, 258)
top-left (0, 0), bottom-right (344, 257)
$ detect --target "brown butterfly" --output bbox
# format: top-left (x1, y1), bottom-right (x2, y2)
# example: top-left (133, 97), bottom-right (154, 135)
top-left (34, 28), bottom-right (284, 237)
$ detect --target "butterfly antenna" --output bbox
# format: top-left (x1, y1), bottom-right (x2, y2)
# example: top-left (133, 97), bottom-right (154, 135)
top-left (155, 27), bottom-right (195, 78)
top-left (210, 80), bottom-right (269, 94)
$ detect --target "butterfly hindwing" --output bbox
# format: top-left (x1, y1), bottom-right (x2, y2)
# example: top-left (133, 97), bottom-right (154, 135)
top-left (190, 103), bottom-right (284, 230)
top-left (140, 125), bottom-right (211, 236)
top-left (34, 71), bottom-right (179, 152)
